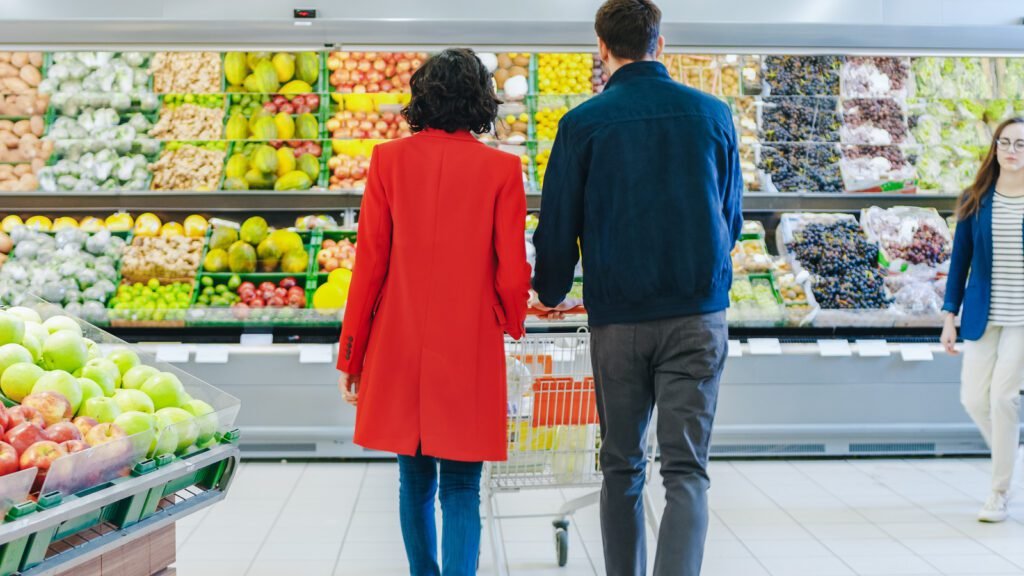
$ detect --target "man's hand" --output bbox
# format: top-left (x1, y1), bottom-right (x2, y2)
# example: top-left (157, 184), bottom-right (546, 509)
top-left (529, 290), bottom-right (570, 320)
top-left (339, 371), bottom-right (361, 406)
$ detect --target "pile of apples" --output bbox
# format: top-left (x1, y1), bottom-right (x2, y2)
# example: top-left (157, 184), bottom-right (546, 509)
top-left (269, 140), bottom-right (323, 160)
top-left (232, 278), bottom-right (307, 316)
top-left (327, 52), bottom-right (428, 93)
top-left (262, 93), bottom-right (321, 115)
top-left (327, 154), bottom-right (371, 190)
top-left (317, 239), bottom-right (356, 273)
top-left (326, 110), bottom-right (411, 140)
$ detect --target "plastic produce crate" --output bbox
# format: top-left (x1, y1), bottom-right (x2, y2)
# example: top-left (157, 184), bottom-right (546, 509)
top-left (221, 140), bottom-right (327, 191)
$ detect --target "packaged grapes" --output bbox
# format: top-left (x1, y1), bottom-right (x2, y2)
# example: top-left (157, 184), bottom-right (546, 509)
top-left (840, 98), bottom-right (909, 145)
top-left (860, 206), bottom-right (952, 273)
top-left (763, 55), bottom-right (842, 96)
top-left (759, 97), bottom-right (841, 143)
top-left (759, 144), bottom-right (843, 193)
top-left (841, 57), bottom-right (910, 99)
top-left (840, 145), bottom-right (917, 193)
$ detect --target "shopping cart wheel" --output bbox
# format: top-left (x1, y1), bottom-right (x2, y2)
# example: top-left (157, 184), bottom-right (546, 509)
top-left (553, 520), bottom-right (570, 567)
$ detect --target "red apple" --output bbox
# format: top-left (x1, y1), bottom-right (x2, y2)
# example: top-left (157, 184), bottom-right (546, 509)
top-left (5, 423), bottom-right (46, 455)
top-left (280, 277), bottom-right (298, 289)
top-left (269, 296), bottom-right (286, 308)
top-left (273, 95), bottom-right (287, 106)
top-left (84, 423), bottom-right (127, 447)
top-left (239, 281), bottom-right (255, 292)
top-left (21, 392), bottom-right (72, 427)
top-left (0, 441), bottom-right (18, 476)
top-left (250, 298), bottom-right (265, 308)
top-left (261, 289), bottom-right (275, 301)
top-left (72, 416), bottom-right (99, 438)
top-left (232, 303), bottom-right (250, 320)
top-left (263, 101), bottom-right (277, 112)
top-left (274, 287), bottom-right (288, 299)
top-left (306, 95), bottom-right (319, 109)
top-left (8, 406), bottom-right (44, 429)
top-left (19, 441), bottom-right (66, 475)
top-left (60, 440), bottom-right (88, 454)
top-left (0, 404), bottom-right (10, 433)
top-left (280, 103), bottom-right (294, 114)
top-left (259, 282), bottom-right (276, 293)
top-left (45, 422), bottom-right (82, 444)
top-left (287, 293), bottom-right (306, 308)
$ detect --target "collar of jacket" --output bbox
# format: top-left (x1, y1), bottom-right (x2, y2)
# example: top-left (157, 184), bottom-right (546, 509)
top-left (415, 128), bottom-right (481, 143)
top-left (603, 60), bottom-right (671, 91)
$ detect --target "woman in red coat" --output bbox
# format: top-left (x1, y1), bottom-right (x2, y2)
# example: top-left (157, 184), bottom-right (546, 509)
top-left (337, 49), bottom-right (531, 575)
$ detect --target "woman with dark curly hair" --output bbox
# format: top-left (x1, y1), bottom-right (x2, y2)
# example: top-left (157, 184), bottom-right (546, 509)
top-left (336, 48), bottom-right (531, 575)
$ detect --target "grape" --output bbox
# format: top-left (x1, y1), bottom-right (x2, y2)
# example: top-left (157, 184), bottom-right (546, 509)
top-left (760, 97), bottom-right (841, 143)
top-left (764, 56), bottom-right (842, 96)
top-left (786, 221), bottom-right (892, 309)
top-left (759, 144), bottom-right (843, 193)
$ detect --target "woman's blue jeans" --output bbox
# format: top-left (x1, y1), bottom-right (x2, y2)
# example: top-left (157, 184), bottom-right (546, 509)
top-left (398, 452), bottom-right (483, 576)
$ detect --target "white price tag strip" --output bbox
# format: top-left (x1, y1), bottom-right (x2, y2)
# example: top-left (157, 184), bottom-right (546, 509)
top-left (195, 345), bottom-right (229, 364)
top-left (900, 343), bottom-right (934, 362)
top-left (155, 345), bottom-right (190, 364)
top-left (240, 333), bottom-right (273, 347)
top-left (817, 339), bottom-right (852, 357)
top-left (856, 339), bottom-right (891, 357)
top-left (299, 345), bottom-right (334, 364)
top-left (727, 340), bottom-right (742, 358)
top-left (748, 338), bottom-right (782, 355)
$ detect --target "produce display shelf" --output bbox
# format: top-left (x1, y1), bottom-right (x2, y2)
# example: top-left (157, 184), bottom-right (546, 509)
top-left (0, 441), bottom-right (239, 576)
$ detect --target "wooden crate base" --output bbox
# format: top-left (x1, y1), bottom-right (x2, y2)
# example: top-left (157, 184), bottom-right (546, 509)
top-left (53, 524), bottom-right (175, 576)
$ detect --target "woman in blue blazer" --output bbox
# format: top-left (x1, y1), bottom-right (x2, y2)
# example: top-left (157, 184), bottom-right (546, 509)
top-left (942, 117), bottom-right (1024, 523)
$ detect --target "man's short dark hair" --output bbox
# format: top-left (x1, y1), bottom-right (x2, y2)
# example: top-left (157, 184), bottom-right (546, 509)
top-left (595, 0), bottom-right (662, 61)
top-left (402, 48), bottom-right (500, 135)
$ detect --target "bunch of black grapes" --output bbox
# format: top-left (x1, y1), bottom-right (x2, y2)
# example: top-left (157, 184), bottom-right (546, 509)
top-left (787, 221), bottom-right (892, 309)
top-left (759, 145), bottom-right (843, 192)
top-left (764, 56), bottom-right (843, 96)
top-left (761, 97), bottom-right (841, 143)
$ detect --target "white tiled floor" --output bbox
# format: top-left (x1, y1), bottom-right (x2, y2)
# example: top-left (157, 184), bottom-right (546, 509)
top-left (174, 458), bottom-right (1024, 576)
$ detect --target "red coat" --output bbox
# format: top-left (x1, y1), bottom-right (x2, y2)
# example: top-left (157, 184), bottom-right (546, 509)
top-left (337, 128), bottom-right (532, 462)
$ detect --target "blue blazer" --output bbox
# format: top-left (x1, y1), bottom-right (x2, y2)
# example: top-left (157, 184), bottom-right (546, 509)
top-left (942, 187), bottom-right (1017, 340)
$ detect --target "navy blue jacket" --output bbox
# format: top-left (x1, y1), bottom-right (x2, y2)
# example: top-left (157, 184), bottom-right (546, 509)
top-left (532, 61), bottom-right (744, 326)
top-left (943, 187), bottom-right (1024, 340)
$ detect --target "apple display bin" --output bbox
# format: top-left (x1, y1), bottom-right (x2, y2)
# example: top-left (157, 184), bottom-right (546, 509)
top-left (0, 297), bottom-right (241, 576)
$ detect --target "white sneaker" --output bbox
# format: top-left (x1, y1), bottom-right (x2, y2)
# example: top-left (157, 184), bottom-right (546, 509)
top-left (978, 492), bottom-right (1009, 523)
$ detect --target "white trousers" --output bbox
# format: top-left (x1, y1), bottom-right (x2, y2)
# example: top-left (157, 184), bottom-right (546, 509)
top-left (961, 325), bottom-right (1024, 493)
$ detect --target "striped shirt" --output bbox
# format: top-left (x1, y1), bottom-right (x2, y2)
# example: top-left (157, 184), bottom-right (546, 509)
top-left (990, 192), bottom-right (1024, 326)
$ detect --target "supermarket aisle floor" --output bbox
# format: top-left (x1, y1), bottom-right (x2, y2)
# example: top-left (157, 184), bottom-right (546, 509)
top-left (174, 458), bottom-right (1024, 576)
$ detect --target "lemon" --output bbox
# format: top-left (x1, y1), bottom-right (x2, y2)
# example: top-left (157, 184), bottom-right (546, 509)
top-left (313, 283), bottom-right (347, 310)
top-left (79, 217), bottom-right (106, 232)
top-left (52, 216), bottom-right (79, 230)
top-left (160, 222), bottom-right (185, 237)
top-left (184, 215), bottom-right (208, 238)
top-left (134, 213), bottom-right (162, 237)
top-left (1, 215), bottom-right (23, 233)
top-left (25, 216), bottom-right (52, 231)
top-left (106, 212), bottom-right (135, 232)
top-left (327, 268), bottom-right (353, 290)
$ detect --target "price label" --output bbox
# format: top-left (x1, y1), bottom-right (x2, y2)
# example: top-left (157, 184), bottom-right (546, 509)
top-left (900, 343), bottom-right (934, 362)
top-left (155, 345), bottom-right (190, 364)
top-left (299, 345), bottom-right (334, 364)
top-left (727, 340), bottom-right (743, 358)
top-left (856, 339), bottom-right (891, 357)
top-left (748, 338), bottom-right (782, 355)
top-left (195, 345), bottom-right (229, 364)
top-left (817, 339), bottom-right (852, 357)
top-left (240, 333), bottom-right (273, 347)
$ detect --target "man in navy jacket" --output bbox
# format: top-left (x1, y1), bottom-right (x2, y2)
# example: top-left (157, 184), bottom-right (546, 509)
top-left (532, 1), bottom-right (743, 574)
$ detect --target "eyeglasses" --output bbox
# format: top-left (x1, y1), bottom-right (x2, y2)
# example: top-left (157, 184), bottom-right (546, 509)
top-left (996, 138), bottom-right (1024, 152)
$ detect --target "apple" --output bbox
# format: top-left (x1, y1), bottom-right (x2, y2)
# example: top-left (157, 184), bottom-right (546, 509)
top-left (20, 334), bottom-right (41, 363)
top-left (113, 389), bottom-right (155, 414)
top-left (0, 403), bottom-right (8, 432)
top-left (8, 406), bottom-right (44, 429)
top-left (5, 422), bottom-right (46, 454)
top-left (141, 373), bottom-right (187, 411)
top-left (1, 362), bottom-right (43, 402)
top-left (122, 365), bottom-right (159, 391)
top-left (80, 363), bottom-right (117, 397)
top-left (83, 338), bottom-right (101, 361)
top-left (239, 282), bottom-right (255, 293)
top-left (42, 316), bottom-right (82, 337)
top-left (72, 416), bottom-right (98, 438)
top-left (79, 397), bottom-right (121, 424)
top-left (0, 344), bottom-right (32, 380)
top-left (84, 423), bottom-right (127, 447)
top-left (106, 348), bottom-right (140, 377)
top-left (7, 307), bottom-right (41, 325)
top-left (77, 378), bottom-right (105, 409)
top-left (19, 441), bottom-right (67, 475)
top-left (60, 440), bottom-right (88, 454)
top-left (281, 277), bottom-right (298, 289)
top-left (24, 321), bottom-right (48, 345)
top-left (183, 399), bottom-right (218, 444)
top-left (0, 441), bottom-right (18, 476)
top-left (32, 370), bottom-right (83, 415)
top-left (150, 426), bottom-right (178, 458)
top-left (155, 408), bottom-right (199, 454)
top-left (44, 421), bottom-right (82, 444)
top-left (41, 331), bottom-right (88, 374)
top-left (21, 392), bottom-right (72, 426)
top-left (113, 411), bottom-right (156, 437)
top-left (0, 311), bottom-right (25, 346)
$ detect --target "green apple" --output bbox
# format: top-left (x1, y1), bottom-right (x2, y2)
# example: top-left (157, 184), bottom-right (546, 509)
top-left (0, 312), bottom-right (25, 346)
top-left (24, 322), bottom-right (48, 348)
top-left (149, 425), bottom-right (179, 458)
top-left (42, 315), bottom-right (82, 337)
top-left (20, 334), bottom-right (40, 363)
top-left (122, 365), bottom-right (159, 391)
top-left (141, 372), bottom-right (187, 411)
top-left (84, 338), bottom-right (101, 361)
top-left (77, 377), bottom-right (105, 408)
top-left (106, 348), bottom-right (141, 377)
top-left (79, 396), bottom-right (121, 423)
top-left (41, 331), bottom-right (88, 374)
top-left (81, 359), bottom-right (120, 395)
top-left (0, 344), bottom-right (32, 379)
top-left (183, 399), bottom-right (218, 444)
top-left (113, 410), bottom-right (156, 437)
top-left (113, 389), bottom-right (154, 414)
top-left (32, 370), bottom-right (83, 414)
top-left (0, 362), bottom-right (44, 402)
top-left (7, 307), bottom-right (42, 324)
top-left (155, 407), bottom-right (198, 453)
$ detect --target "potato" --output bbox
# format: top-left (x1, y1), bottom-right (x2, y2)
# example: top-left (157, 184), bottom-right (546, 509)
top-left (9, 53), bottom-right (26, 68)
top-left (28, 53), bottom-right (42, 68)
top-left (0, 120), bottom-right (12, 132)
top-left (13, 164), bottom-right (29, 176)
top-left (0, 53), bottom-right (8, 64)
top-left (12, 120), bottom-right (28, 137)
top-left (29, 116), bottom-right (42, 137)
top-left (19, 66), bottom-right (40, 87)
top-left (17, 173), bottom-right (37, 191)
top-left (2, 78), bottom-right (28, 93)
top-left (0, 165), bottom-right (12, 178)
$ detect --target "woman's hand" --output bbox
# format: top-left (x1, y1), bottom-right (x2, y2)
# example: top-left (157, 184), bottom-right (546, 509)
top-left (339, 371), bottom-right (361, 406)
top-left (941, 313), bottom-right (959, 355)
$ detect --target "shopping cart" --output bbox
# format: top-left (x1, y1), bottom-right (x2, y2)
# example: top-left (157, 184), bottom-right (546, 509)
top-left (483, 329), bottom-right (660, 574)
